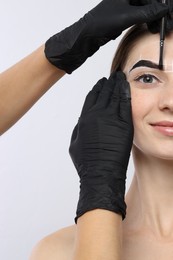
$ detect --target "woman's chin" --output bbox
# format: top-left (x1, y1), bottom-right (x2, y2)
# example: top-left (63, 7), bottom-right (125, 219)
top-left (133, 144), bottom-right (173, 161)
top-left (150, 146), bottom-right (173, 161)
top-left (155, 153), bottom-right (173, 161)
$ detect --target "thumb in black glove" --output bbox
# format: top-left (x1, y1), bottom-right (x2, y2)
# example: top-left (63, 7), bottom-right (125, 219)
top-left (69, 71), bottom-right (134, 223)
top-left (45, 0), bottom-right (168, 74)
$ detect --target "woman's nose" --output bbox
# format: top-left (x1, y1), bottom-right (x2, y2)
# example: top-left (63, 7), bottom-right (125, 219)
top-left (158, 83), bottom-right (173, 113)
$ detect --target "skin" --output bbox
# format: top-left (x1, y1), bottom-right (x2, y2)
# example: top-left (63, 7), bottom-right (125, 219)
top-left (122, 31), bottom-right (173, 257)
top-left (0, 45), bottom-right (65, 135)
top-left (30, 33), bottom-right (173, 259)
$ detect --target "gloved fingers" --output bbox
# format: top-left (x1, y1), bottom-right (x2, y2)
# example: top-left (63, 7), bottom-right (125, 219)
top-left (130, 0), bottom-right (173, 33)
top-left (119, 80), bottom-right (133, 124)
top-left (108, 71), bottom-right (125, 113)
top-left (130, 0), bottom-right (156, 5)
top-left (168, 0), bottom-right (173, 14)
top-left (148, 18), bottom-right (173, 34)
top-left (131, 0), bottom-right (172, 11)
top-left (80, 78), bottom-right (107, 117)
top-left (94, 72), bottom-right (120, 109)
top-left (94, 77), bottom-right (115, 109)
top-left (110, 71), bottom-right (133, 124)
top-left (129, 0), bottom-right (168, 33)
top-left (148, 0), bottom-right (173, 33)
top-left (129, 2), bottom-right (168, 24)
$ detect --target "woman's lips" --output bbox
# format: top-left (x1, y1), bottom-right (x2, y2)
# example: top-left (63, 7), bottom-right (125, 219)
top-left (150, 121), bottom-right (173, 136)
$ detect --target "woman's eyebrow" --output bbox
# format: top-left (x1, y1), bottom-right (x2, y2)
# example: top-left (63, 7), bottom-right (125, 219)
top-left (129, 60), bottom-right (161, 73)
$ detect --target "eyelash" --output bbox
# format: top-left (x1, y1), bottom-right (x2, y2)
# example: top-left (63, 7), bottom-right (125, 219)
top-left (134, 73), bottom-right (160, 84)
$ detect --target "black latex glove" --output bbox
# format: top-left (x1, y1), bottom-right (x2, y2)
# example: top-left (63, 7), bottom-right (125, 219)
top-left (69, 71), bottom-right (134, 223)
top-left (45, 0), bottom-right (168, 74)
top-left (131, 0), bottom-right (173, 33)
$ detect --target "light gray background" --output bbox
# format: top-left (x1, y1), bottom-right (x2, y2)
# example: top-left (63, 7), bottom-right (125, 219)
top-left (0, 1), bottom-right (134, 259)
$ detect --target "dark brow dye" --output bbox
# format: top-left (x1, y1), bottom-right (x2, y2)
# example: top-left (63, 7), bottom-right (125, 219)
top-left (129, 60), bottom-right (161, 73)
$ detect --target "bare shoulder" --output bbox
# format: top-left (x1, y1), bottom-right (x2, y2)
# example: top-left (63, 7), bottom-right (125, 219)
top-left (29, 225), bottom-right (76, 260)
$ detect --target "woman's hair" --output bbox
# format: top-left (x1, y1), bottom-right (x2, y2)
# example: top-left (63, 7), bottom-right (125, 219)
top-left (111, 23), bottom-right (150, 73)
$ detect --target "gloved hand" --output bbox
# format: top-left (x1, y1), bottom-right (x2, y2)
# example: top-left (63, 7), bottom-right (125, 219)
top-left (69, 71), bottom-right (134, 223)
top-left (131, 0), bottom-right (173, 33)
top-left (45, 0), bottom-right (168, 74)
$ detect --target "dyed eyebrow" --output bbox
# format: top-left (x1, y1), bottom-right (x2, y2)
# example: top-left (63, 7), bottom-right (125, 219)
top-left (129, 60), bottom-right (161, 72)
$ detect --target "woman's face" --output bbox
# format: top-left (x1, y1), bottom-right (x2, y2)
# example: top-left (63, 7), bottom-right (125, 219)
top-left (123, 32), bottom-right (173, 160)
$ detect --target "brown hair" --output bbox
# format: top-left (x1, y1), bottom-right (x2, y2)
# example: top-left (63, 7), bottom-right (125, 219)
top-left (110, 23), bottom-right (150, 73)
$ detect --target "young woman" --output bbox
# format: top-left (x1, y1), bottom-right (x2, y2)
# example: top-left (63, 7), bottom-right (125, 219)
top-left (1, 1), bottom-right (168, 259)
top-left (0, 0), bottom-right (167, 136)
top-left (29, 22), bottom-right (173, 260)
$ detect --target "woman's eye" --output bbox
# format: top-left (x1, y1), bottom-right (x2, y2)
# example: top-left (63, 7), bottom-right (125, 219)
top-left (135, 74), bottom-right (158, 84)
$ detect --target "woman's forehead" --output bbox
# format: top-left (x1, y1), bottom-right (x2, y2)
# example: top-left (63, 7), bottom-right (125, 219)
top-left (124, 32), bottom-right (173, 72)
top-left (129, 34), bottom-right (160, 60)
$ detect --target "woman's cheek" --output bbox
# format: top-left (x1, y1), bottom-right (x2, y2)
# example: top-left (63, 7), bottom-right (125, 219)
top-left (130, 84), bottom-right (142, 120)
top-left (130, 84), bottom-right (152, 125)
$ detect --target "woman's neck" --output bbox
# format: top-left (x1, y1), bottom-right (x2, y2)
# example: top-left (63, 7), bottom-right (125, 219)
top-left (124, 145), bottom-right (173, 240)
